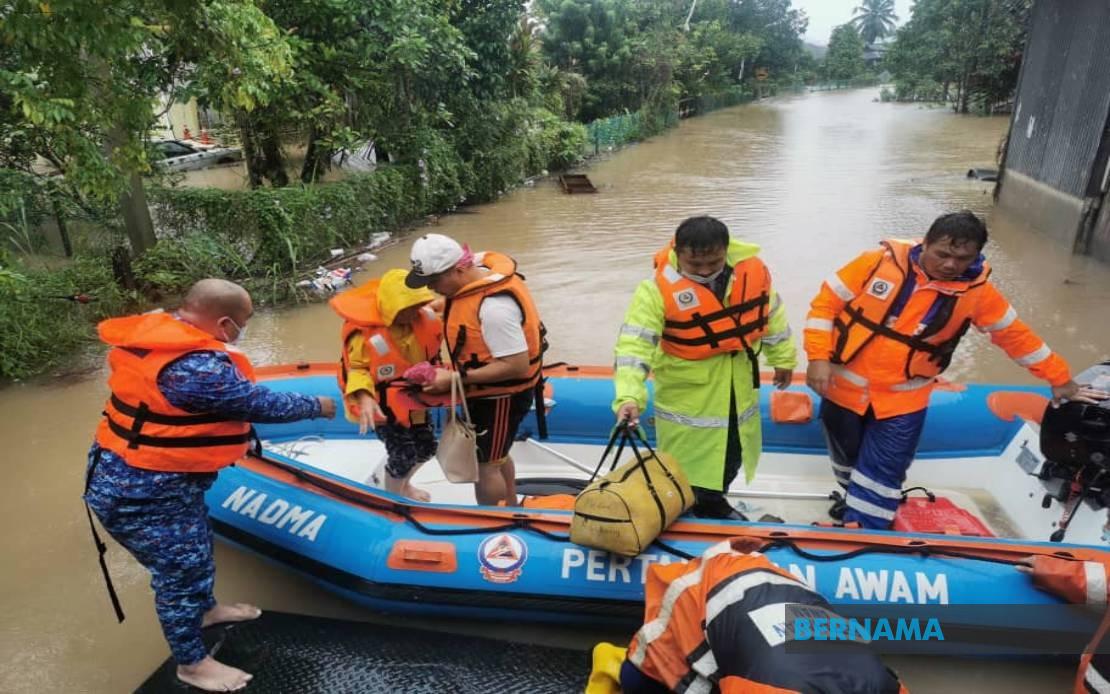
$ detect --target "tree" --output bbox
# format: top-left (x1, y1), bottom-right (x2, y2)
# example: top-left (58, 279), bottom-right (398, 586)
top-left (1, 0), bottom-right (293, 252)
top-left (884, 0), bottom-right (1030, 113)
top-left (852, 0), bottom-right (898, 46)
top-left (824, 24), bottom-right (866, 81)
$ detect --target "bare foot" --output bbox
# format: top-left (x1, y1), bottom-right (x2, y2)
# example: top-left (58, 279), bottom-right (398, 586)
top-left (177, 656), bottom-right (253, 692)
top-left (403, 484), bottom-right (431, 502)
top-left (202, 602), bottom-right (262, 628)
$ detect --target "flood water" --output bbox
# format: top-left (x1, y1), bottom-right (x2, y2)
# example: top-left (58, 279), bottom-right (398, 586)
top-left (4, 88), bottom-right (1110, 692)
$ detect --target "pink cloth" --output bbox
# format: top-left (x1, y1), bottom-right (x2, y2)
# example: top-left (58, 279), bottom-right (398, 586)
top-left (456, 244), bottom-right (475, 269)
top-left (403, 361), bottom-right (439, 385)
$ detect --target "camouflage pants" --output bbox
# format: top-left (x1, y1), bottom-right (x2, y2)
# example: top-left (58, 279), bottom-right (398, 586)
top-left (378, 422), bottom-right (438, 480)
top-left (85, 465), bottom-right (216, 665)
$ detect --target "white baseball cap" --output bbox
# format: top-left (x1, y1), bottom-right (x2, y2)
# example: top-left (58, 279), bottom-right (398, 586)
top-left (405, 233), bottom-right (464, 288)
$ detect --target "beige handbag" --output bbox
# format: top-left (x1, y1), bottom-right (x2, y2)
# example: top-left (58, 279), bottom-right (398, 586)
top-left (436, 372), bottom-right (480, 483)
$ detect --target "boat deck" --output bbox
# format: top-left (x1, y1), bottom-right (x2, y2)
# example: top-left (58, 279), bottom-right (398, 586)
top-left (261, 435), bottom-right (1026, 539)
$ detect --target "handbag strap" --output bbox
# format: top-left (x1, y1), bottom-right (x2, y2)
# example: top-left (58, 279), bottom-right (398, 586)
top-left (451, 371), bottom-right (474, 425)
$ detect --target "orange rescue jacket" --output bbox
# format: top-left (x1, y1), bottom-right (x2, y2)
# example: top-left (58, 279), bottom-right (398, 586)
top-left (628, 539), bottom-right (904, 694)
top-left (94, 312), bottom-right (255, 473)
top-left (805, 239), bottom-right (1071, 418)
top-left (653, 243), bottom-right (771, 362)
top-left (331, 279), bottom-right (442, 425)
top-left (442, 251), bottom-right (545, 398)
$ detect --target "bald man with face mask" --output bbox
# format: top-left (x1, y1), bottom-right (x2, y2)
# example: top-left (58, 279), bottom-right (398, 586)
top-left (84, 279), bottom-right (336, 692)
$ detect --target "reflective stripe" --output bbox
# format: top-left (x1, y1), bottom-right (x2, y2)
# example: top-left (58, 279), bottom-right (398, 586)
top-left (663, 264), bottom-right (683, 283)
top-left (980, 306), bottom-right (1017, 333)
top-left (620, 324), bottom-right (660, 346)
top-left (890, 377), bottom-right (935, 392)
top-left (831, 462), bottom-right (853, 475)
top-left (615, 356), bottom-right (651, 375)
top-left (656, 407), bottom-right (730, 429)
top-left (704, 571), bottom-right (805, 625)
top-left (680, 679), bottom-right (712, 694)
top-left (1088, 663), bottom-right (1110, 694)
top-left (1015, 344), bottom-right (1052, 367)
top-left (629, 542), bottom-right (734, 668)
top-left (368, 334), bottom-right (390, 356)
top-left (689, 647), bottom-right (718, 677)
top-left (683, 648), bottom-right (718, 692)
top-left (805, 317), bottom-right (834, 332)
top-left (770, 293), bottom-right (783, 313)
top-left (825, 273), bottom-right (856, 302)
top-left (760, 326), bottom-right (792, 346)
top-left (1086, 562), bottom-right (1107, 605)
top-left (850, 470), bottom-right (903, 499)
top-left (846, 495), bottom-right (897, 520)
top-left (832, 365), bottom-right (869, 386)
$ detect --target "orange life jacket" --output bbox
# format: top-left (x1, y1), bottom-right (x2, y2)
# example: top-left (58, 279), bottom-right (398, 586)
top-left (628, 540), bottom-right (903, 694)
top-left (442, 251), bottom-right (546, 398)
top-left (94, 312), bottom-right (256, 473)
top-left (330, 279), bottom-right (442, 425)
top-left (831, 239), bottom-right (989, 381)
top-left (653, 243), bottom-right (771, 362)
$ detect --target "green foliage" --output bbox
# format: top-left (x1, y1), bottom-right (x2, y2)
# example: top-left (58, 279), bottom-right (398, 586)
top-left (884, 0), bottom-right (1031, 113)
top-left (852, 0), bottom-right (899, 46)
top-left (0, 0), bottom-right (293, 205)
top-left (535, 0), bottom-right (804, 121)
top-left (824, 24), bottom-right (867, 82)
top-left (0, 253), bottom-right (128, 381)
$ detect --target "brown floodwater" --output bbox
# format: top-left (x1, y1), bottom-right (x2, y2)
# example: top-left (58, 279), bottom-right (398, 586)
top-left (4, 88), bottom-right (1110, 693)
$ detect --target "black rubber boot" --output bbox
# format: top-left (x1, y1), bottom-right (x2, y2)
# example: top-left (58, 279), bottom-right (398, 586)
top-left (692, 490), bottom-right (748, 521)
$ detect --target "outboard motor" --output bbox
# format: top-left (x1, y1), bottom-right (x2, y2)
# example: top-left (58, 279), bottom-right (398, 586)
top-left (1038, 361), bottom-right (1110, 541)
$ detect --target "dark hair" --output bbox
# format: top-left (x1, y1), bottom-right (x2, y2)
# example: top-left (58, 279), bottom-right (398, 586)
top-left (925, 211), bottom-right (988, 250)
top-left (674, 216), bottom-right (729, 253)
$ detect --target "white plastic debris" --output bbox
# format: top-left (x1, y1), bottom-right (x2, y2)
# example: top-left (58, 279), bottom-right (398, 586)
top-left (301, 267), bottom-right (353, 295)
top-left (357, 252), bottom-right (378, 263)
top-left (368, 232), bottom-right (391, 249)
top-left (329, 248), bottom-right (344, 258)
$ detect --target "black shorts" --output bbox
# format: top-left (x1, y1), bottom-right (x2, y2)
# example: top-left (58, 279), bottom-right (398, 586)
top-left (467, 388), bottom-right (535, 464)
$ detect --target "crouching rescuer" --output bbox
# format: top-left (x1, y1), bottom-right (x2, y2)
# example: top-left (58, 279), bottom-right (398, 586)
top-left (586, 538), bottom-right (906, 694)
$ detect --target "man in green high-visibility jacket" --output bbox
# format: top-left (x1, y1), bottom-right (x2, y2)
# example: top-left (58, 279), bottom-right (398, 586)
top-left (613, 217), bottom-right (797, 519)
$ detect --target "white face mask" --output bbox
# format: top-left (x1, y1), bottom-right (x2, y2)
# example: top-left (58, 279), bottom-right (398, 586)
top-left (681, 268), bottom-right (725, 285)
top-left (222, 317), bottom-right (247, 344)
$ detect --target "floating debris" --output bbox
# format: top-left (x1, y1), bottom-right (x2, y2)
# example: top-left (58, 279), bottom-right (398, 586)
top-left (559, 174), bottom-right (598, 194)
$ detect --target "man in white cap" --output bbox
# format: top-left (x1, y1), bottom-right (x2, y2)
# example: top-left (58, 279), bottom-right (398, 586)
top-left (406, 234), bottom-right (546, 506)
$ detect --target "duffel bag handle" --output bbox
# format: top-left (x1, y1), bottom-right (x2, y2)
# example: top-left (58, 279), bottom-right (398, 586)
top-left (588, 421), bottom-right (638, 483)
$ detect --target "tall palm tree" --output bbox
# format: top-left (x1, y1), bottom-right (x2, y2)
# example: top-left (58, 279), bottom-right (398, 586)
top-left (851, 0), bottom-right (898, 46)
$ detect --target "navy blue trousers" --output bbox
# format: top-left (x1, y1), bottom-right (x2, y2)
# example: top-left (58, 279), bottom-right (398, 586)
top-left (85, 454), bottom-right (216, 665)
top-left (819, 400), bottom-right (927, 529)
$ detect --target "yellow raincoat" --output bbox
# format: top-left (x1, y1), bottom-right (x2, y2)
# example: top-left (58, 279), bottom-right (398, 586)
top-left (612, 238), bottom-right (797, 489)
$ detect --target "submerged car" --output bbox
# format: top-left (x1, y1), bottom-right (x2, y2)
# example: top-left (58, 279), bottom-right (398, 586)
top-left (151, 138), bottom-right (243, 172)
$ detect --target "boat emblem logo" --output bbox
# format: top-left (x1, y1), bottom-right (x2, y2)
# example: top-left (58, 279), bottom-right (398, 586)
top-left (867, 278), bottom-right (892, 298)
top-left (478, 533), bottom-right (528, 584)
top-left (674, 290), bottom-right (699, 310)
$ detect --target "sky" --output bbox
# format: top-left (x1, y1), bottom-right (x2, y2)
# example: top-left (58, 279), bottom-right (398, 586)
top-left (795, 0), bottom-right (914, 45)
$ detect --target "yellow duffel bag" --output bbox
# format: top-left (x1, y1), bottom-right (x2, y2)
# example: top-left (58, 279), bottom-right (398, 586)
top-left (570, 425), bottom-right (694, 557)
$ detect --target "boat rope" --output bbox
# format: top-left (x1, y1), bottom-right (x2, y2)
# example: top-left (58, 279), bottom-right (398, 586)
top-left (757, 539), bottom-right (1027, 566)
top-left (252, 450), bottom-right (1089, 569)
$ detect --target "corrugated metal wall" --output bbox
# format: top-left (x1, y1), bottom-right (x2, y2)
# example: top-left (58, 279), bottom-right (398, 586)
top-left (1005, 0), bottom-right (1110, 199)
